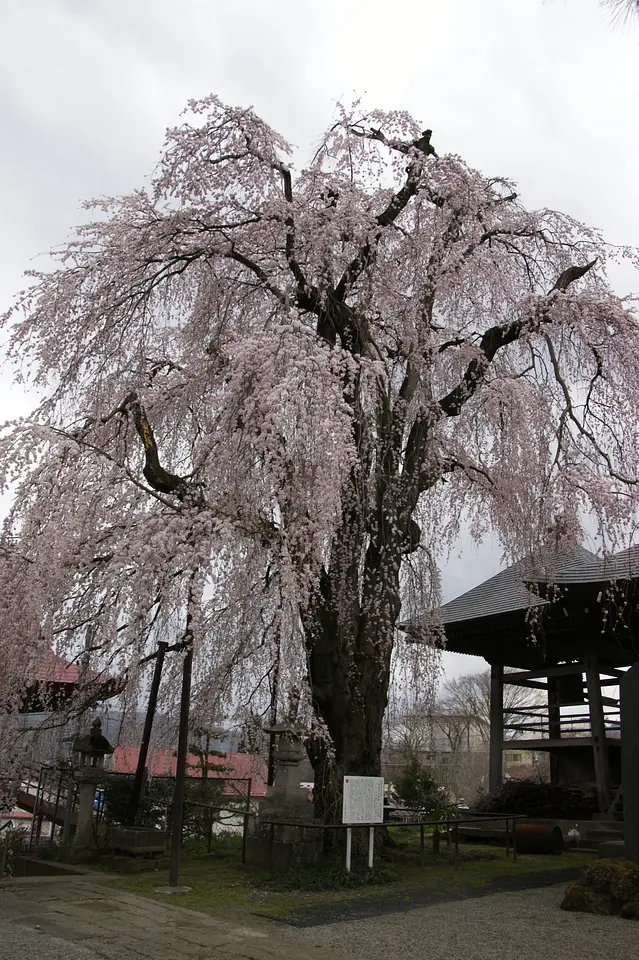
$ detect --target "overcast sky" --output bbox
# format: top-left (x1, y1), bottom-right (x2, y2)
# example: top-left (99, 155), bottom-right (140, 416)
top-left (1, 0), bottom-right (637, 678)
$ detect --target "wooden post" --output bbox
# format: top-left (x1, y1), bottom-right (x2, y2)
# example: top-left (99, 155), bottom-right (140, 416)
top-left (585, 655), bottom-right (611, 813)
top-left (128, 641), bottom-right (167, 826)
top-left (169, 644), bottom-right (193, 888)
top-left (547, 676), bottom-right (561, 783)
top-left (489, 663), bottom-right (504, 794)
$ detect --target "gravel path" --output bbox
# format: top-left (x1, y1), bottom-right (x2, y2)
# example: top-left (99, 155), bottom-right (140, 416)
top-left (278, 884), bottom-right (637, 960)
top-left (0, 923), bottom-right (97, 960)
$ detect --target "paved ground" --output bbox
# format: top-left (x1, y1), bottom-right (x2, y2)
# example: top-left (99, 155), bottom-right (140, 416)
top-left (0, 874), bottom-right (336, 960)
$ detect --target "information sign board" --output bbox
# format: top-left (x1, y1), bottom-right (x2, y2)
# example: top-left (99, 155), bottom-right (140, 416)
top-left (342, 775), bottom-right (384, 825)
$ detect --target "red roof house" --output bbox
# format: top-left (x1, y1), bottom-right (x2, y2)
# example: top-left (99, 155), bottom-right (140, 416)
top-left (109, 746), bottom-right (268, 797)
top-left (22, 650), bottom-right (123, 712)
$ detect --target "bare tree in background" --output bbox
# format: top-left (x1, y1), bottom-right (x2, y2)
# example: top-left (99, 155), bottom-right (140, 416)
top-left (440, 670), bottom-right (544, 744)
top-left (385, 707), bottom-right (433, 763)
top-left (386, 671), bottom-right (545, 799)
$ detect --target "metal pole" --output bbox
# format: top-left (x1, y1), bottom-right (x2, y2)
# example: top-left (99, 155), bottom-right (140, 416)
top-left (368, 826), bottom-right (374, 870)
top-left (345, 827), bottom-right (352, 873)
top-left (169, 643), bottom-right (193, 888)
top-left (128, 642), bottom-right (168, 825)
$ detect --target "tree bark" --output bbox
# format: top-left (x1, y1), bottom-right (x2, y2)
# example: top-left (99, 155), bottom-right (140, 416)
top-left (304, 509), bottom-right (402, 823)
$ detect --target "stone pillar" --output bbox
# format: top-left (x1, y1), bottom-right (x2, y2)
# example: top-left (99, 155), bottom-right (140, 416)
top-left (489, 663), bottom-right (504, 794)
top-left (621, 663), bottom-right (639, 861)
top-left (75, 778), bottom-right (98, 849)
top-left (585, 655), bottom-right (611, 813)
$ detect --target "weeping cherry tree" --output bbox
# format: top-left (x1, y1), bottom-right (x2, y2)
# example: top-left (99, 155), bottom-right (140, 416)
top-left (1, 96), bottom-right (638, 818)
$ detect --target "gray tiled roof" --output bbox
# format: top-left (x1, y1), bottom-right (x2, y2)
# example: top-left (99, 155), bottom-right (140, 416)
top-left (438, 545), bottom-right (624, 625)
top-left (439, 560), bottom-right (545, 625)
top-left (546, 544), bottom-right (639, 584)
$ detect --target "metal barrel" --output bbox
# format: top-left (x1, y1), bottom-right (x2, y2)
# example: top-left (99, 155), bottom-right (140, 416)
top-left (514, 823), bottom-right (564, 854)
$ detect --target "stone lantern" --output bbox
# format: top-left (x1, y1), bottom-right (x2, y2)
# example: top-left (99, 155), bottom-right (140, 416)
top-left (245, 720), bottom-right (322, 870)
top-left (262, 721), bottom-right (308, 810)
top-left (71, 718), bottom-right (113, 849)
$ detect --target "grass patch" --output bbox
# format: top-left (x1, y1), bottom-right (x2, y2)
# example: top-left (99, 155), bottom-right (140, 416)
top-left (105, 830), bottom-right (595, 924)
top-left (263, 861), bottom-right (397, 892)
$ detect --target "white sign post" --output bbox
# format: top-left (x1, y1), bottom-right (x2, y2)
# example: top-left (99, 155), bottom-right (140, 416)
top-left (342, 776), bottom-right (385, 873)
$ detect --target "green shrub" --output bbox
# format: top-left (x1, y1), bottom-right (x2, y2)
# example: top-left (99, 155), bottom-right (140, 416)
top-left (1, 826), bottom-right (29, 877)
top-left (561, 859), bottom-right (639, 920)
top-left (394, 760), bottom-right (449, 817)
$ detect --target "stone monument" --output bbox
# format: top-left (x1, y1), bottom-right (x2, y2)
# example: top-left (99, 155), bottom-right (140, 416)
top-left (245, 720), bottom-right (322, 869)
top-left (72, 718), bottom-right (113, 849)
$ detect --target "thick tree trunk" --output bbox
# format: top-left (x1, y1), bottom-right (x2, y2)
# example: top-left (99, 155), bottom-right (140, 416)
top-left (305, 533), bottom-right (402, 823)
top-left (302, 368), bottom-right (417, 824)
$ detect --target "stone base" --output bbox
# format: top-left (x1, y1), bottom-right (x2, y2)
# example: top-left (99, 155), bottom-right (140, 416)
top-left (108, 826), bottom-right (166, 856)
top-left (245, 817), bottom-right (323, 871)
top-left (153, 885), bottom-right (192, 895)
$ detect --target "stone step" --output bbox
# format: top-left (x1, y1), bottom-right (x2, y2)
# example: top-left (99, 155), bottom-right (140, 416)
top-left (583, 827), bottom-right (624, 841)
top-left (598, 839), bottom-right (626, 859)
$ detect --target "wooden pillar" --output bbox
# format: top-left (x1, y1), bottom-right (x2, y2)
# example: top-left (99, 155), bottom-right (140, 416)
top-left (547, 677), bottom-right (561, 784)
top-left (128, 641), bottom-right (167, 826)
top-left (621, 664), bottom-right (639, 861)
top-left (585, 655), bottom-right (611, 813)
top-left (489, 663), bottom-right (504, 794)
top-left (169, 643), bottom-right (193, 889)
